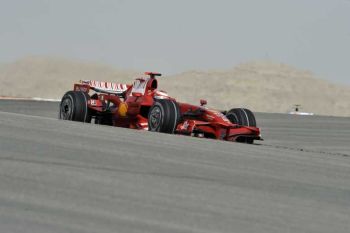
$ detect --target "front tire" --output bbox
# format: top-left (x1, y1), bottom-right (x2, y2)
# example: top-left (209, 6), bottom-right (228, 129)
top-left (59, 91), bottom-right (91, 123)
top-left (148, 99), bottom-right (180, 134)
top-left (226, 108), bottom-right (256, 127)
top-left (226, 108), bottom-right (256, 144)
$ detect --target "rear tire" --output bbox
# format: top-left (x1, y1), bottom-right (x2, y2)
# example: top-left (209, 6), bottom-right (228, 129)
top-left (59, 91), bottom-right (91, 123)
top-left (148, 99), bottom-right (180, 133)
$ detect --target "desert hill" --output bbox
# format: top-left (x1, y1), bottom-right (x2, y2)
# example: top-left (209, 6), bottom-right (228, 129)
top-left (0, 57), bottom-right (349, 116)
top-left (161, 62), bottom-right (350, 116)
top-left (0, 57), bottom-right (139, 99)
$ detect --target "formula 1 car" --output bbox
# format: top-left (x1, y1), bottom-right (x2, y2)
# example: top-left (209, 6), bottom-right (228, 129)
top-left (59, 72), bottom-right (261, 143)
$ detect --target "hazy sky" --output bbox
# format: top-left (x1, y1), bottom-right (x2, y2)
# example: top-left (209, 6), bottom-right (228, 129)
top-left (1, 0), bottom-right (350, 84)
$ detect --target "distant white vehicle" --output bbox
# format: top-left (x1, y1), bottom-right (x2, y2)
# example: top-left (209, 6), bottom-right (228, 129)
top-left (288, 105), bottom-right (314, 116)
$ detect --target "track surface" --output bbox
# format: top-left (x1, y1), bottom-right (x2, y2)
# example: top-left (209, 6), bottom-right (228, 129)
top-left (0, 100), bottom-right (350, 233)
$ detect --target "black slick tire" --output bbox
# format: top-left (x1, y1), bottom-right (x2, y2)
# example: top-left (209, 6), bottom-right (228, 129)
top-left (59, 91), bottom-right (91, 123)
top-left (226, 108), bottom-right (256, 127)
top-left (226, 108), bottom-right (257, 144)
top-left (148, 99), bottom-right (180, 134)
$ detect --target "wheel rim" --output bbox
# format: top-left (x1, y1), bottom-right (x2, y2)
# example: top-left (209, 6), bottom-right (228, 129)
top-left (149, 106), bottom-right (162, 130)
top-left (60, 98), bottom-right (73, 120)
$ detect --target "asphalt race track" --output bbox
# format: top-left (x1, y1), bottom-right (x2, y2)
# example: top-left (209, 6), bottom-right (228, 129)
top-left (0, 100), bottom-right (349, 233)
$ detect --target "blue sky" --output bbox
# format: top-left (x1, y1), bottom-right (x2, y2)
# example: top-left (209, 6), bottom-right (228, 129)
top-left (1, 0), bottom-right (349, 84)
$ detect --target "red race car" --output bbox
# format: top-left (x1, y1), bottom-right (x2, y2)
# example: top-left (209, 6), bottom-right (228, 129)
top-left (59, 72), bottom-right (262, 143)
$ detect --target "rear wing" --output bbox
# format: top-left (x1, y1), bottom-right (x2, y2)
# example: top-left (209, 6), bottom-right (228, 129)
top-left (74, 80), bottom-right (131, 95)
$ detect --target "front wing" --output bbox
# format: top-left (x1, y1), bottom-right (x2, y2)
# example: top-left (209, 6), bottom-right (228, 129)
top-left (175, 120), bottom-right (262, 142)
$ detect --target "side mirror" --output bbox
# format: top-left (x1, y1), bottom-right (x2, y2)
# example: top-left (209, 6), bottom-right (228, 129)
top-left (200, 99), bottom-right (207, 106)
top-left (145, 72), bottom-right (162, 79)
